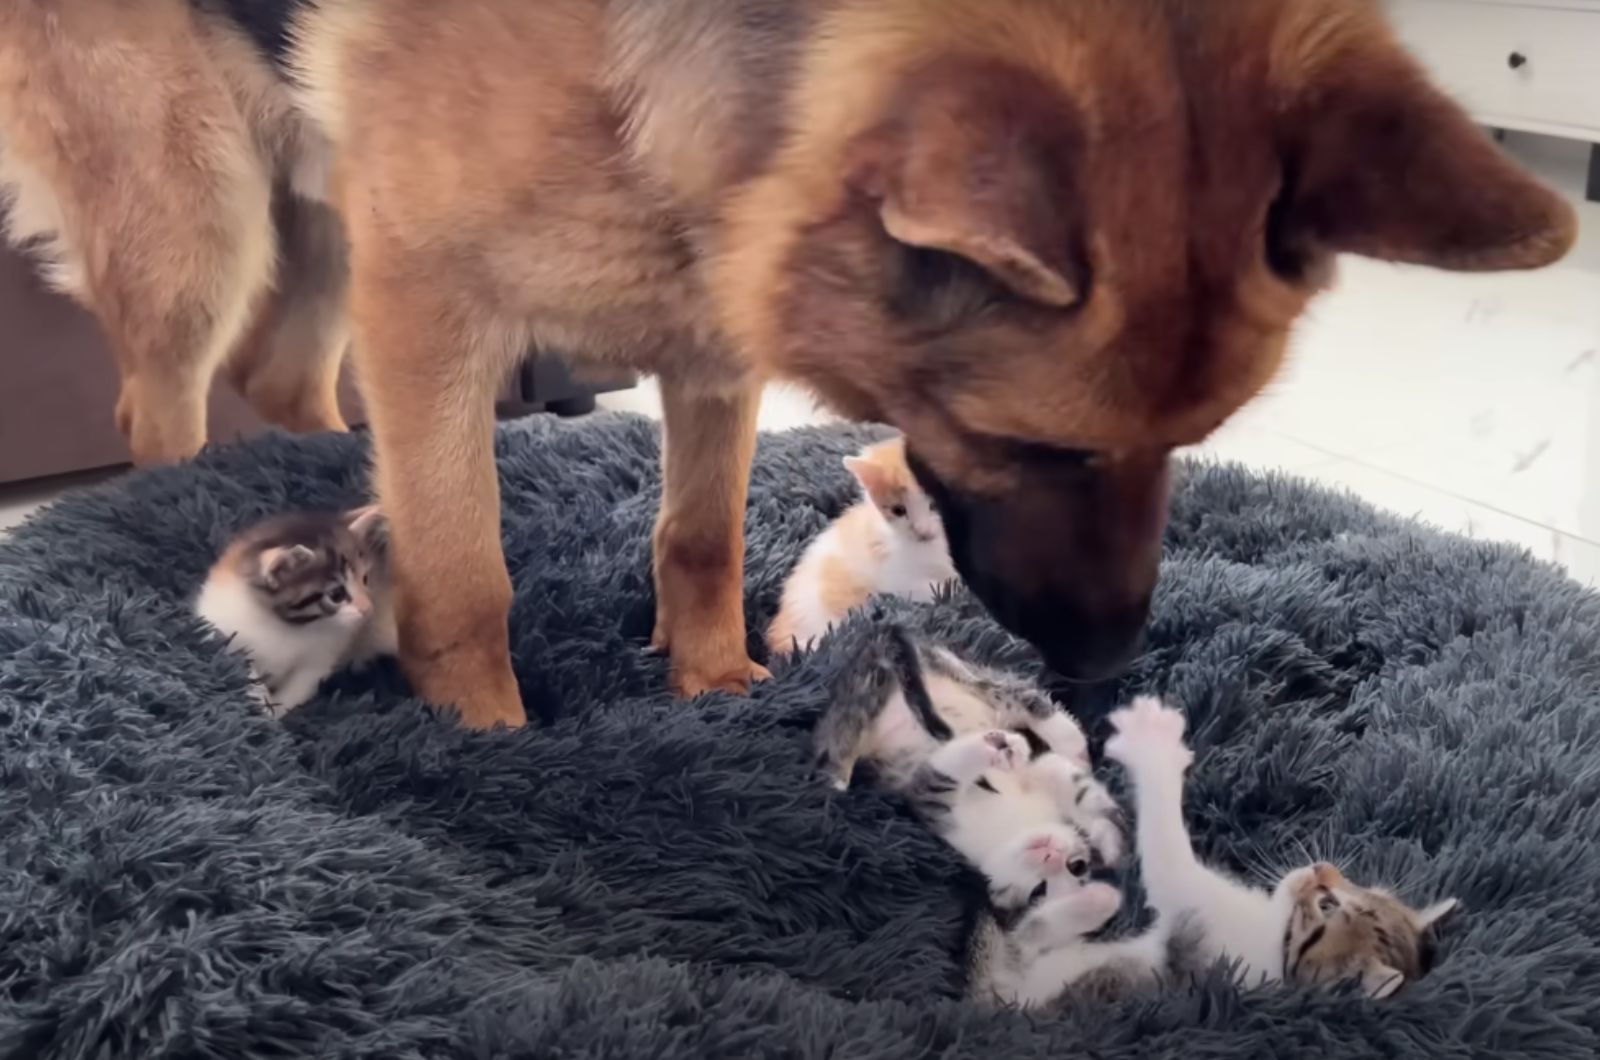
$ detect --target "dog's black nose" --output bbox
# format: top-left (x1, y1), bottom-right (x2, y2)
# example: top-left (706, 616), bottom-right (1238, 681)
top-left (1011, 599), bottom-right (1148, 684)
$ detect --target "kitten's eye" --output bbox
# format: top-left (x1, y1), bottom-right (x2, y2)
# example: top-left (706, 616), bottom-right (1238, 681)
top-left (1067, 857), bottom-right (1090, 879)
top-left (328, 585), bottom-right (350, 605)
top-left (1317, 893), bottom-right (1340, 915)
top-left (890, 504), bottom-right (908, 518)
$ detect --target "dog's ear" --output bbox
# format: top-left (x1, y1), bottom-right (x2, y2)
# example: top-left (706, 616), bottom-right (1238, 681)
top-left (850, 58), bottom-right (1084, 308)
top-left (1278, 22), bottom-right (1576, 272)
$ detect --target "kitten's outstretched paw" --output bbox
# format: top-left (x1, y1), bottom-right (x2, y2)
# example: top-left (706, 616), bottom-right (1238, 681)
top-left (1105, 696), bottom-right (1193, 773)
top-left (1037, 880), bottom-right (1123, 936)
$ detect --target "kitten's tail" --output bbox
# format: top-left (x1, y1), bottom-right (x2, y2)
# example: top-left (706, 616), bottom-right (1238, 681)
top-left (814, 622), bottom-right (948, 788)
top-left (886, 624), bottom-right (952, 741)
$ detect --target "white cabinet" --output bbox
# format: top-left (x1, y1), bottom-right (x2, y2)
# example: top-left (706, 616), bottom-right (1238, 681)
top-left (1388, 0), bottom-right (1600, 142)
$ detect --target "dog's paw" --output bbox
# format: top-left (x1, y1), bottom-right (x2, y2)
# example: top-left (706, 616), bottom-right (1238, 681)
top-left (1105, 696), bottom-right (1192, 774)
top-left (672, 656), bottom-right (772, 698)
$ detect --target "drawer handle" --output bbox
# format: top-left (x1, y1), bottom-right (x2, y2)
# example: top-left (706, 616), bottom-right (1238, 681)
top-left (1508, 51), bottom-right (1528, 70)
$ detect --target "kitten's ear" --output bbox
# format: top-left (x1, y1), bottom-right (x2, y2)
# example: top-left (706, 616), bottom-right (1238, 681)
top-left (346, 505), bottom-right (389, 555)
top-left (259, 545), bottom-right (317, 588)
top-left (1416, 897), bottom-right (1459, 930)
top-left (844, 454), bottom-right (890, 502)
top-left (1360, 962), bottom-right (1406, 999)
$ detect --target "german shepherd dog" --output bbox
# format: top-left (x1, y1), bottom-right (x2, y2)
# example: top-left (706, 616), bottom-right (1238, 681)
top-left (0, 1), bottom-right (1574, 728)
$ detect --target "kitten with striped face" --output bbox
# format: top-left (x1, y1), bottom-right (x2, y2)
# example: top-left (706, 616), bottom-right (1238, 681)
top-left (815, 627), bottom-right (1121, 910)
top-left (196, 507), bottom-right (397, 714)
top-left (1105, 697), bottom-right (1457, 999)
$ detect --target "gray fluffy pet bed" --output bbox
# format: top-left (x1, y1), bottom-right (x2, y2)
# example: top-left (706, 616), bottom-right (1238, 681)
top-left (2, 413), bottom-right (1598, 1059)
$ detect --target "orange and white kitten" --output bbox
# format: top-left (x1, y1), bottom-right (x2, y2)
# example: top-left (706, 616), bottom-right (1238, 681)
top-left (767, 436), bottom-right (956, 656)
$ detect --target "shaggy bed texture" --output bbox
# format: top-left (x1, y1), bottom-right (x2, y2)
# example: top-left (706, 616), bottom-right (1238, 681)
top-left (1, 413), bottom-right (1598, 1060)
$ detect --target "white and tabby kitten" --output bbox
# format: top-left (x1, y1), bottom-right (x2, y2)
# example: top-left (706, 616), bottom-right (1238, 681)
top-left (974, 697), bottom-right (1459, 1008)
top-left (815, 627), bottom-right (1121, 909)
top-left (196, 506), bottom-right (396, 714)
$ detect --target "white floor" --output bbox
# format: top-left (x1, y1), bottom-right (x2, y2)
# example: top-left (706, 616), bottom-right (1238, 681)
top-left (4, 134), bottom-right (1599, 592)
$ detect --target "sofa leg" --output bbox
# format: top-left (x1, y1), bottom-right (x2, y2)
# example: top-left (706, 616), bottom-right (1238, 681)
top-left (547, 394), bottom-right (598, 417)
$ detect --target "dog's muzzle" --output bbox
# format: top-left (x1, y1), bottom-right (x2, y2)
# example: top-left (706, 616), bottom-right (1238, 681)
top-left (907, 445), bottom-right (1170, 682)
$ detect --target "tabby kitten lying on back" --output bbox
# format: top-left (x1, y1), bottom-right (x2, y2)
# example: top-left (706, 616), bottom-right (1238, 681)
top-left (196, 506), bottom-right (396, 714)
top-left (816, 626), bottom-right (1123, 910)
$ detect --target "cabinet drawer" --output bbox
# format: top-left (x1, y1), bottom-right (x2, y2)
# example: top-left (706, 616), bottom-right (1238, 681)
top-left (1389, 0), bottom-right (1600, 139)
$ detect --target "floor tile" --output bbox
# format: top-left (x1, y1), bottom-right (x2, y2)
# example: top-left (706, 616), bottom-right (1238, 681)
top-left (1555, 533), bottom-right (1600, 590)
top-left (1182, 422), bottom-right (1333, 471)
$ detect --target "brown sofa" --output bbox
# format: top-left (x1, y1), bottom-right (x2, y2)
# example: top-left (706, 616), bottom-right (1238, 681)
top-left (0, 242), bottom-right (632, 485)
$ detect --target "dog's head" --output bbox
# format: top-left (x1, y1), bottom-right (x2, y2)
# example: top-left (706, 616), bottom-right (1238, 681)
top-left (717, 0), bottom-right (1575, 679)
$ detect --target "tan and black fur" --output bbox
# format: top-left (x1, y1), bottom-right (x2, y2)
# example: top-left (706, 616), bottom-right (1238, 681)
top-left (0, 0), bottom-right (1577, 727)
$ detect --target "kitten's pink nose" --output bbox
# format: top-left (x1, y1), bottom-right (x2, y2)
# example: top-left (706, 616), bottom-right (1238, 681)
top-left (1312, 862), bottom-right (1345, 887)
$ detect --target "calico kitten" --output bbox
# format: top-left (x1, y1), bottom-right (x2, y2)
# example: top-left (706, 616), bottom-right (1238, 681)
top-left (815, 626), bottom-right (1121, 909)
top-left (767, 437), bottom-right (956, 656)
top-left (970, 697), bottom-right (1458, 1008)
top-left (196, 506), bottom-right (397, 714)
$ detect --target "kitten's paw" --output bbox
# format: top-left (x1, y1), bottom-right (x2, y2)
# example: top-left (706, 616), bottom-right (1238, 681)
top-left (1105, 696), bottom-right (1192, 773)
top-left (1039, 881), bottom-right (1123, 936)
top-left (980, 729), bottom-right (1028, 772)
top-left (1086, 818), bottom-right (1124, 869)
top-left (943, 729), bottom-right (1028, 778)
top-left (1032, 712), bottom-right (1091, 765)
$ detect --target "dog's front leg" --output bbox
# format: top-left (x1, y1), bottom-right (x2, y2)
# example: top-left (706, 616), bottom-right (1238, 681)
top-left (351, 266), bottom-right (526, 730)
top-left (651, 375), bottom-right (770, 697)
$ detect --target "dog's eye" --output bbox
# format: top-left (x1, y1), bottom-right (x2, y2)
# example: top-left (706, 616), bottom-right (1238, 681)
top-left (328, 585), bottom-right (350, 605)
top-left (1264, 165), bottom-right (1311, 281)
top-left (998, 436), bottom-right (1098, 470)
